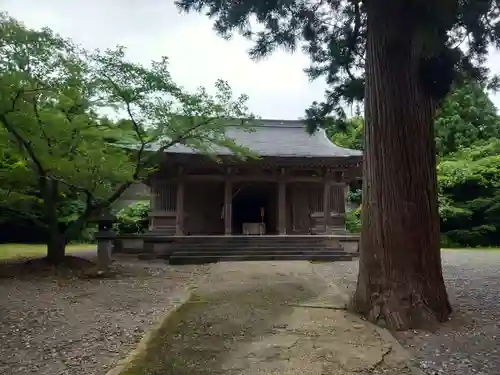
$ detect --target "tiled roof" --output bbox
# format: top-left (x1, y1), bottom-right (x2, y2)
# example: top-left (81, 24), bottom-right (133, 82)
top-left (150, 119), bottom-right (362, 159)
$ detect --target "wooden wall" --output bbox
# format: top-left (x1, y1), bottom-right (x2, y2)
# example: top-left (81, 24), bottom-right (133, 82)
top-left (148, 164), bottom-right (349, 235)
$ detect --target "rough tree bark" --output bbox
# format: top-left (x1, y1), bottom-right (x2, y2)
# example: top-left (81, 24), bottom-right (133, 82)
top-left (351, 0), bottom-right (452, 330)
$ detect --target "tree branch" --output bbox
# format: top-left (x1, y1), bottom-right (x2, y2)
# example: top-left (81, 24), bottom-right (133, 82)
top-left (48, 174), bottom-right (95, 202)
top-left (0, 113), bottom-right (47, 178)
top-left (344, 1), bottom-right (362, 81)
top-left (101, 117), bottom-right (217, 211)
top-left (142, 117), bottom-right (217, 166)
top-left (0, 189), bottom-right (47, 228)
top-left (100, 71), bottom-right (150, 166)
top-left (32, 97), bottom-right (53, 149)
top-left (61, 109), bottom-right (89, 158)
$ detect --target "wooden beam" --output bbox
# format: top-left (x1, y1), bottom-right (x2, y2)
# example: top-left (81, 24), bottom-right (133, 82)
top-left (161, 153), bottom-right (363, 168)
top-left (160, 174), bottom-right (347, 184)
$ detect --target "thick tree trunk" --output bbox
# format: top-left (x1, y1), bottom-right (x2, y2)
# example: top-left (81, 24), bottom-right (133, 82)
top-left (351, 1), bottom-right (452, 330)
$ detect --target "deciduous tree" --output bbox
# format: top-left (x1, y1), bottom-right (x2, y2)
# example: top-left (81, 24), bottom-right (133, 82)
top-left (177, 0), bottom-right (500, 329)
top-left (435, 82), bottom-right (500, 157)
top-left (0, 14), bottom-right (253, 263)
top-left (438, 140), bottom-right (500, 247)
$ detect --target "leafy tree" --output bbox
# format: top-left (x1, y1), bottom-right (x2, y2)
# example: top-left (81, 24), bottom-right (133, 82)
top-left (326, 116), bottom-right (363, 151)
top-left (435, 82), bottom-right (500, 157)
top-left (0, 14), bottom-right (253, 264)
top-left (326, 82), bottom-right (500, 156)
top-left (438, 140), bottom-right (500, 247)
top-left (177, 0), bottom-right (500, 329)
top-left (326, 84), bottom-right (500, 247)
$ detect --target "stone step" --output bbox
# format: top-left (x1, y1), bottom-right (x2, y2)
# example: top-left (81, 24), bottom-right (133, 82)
top-left (168, 253), bottom-right (356, 265)
top-left (168, 249), bottom-right (347, 257)
top-left (155, 240), bottom-right (339, 246)
top-left (150, 236), bottom-right (340, 241)
top-left (162, 243), bottom-right (340, 250)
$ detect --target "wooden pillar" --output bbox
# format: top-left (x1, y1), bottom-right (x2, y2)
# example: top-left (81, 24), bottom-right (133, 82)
top-left (150, 181), bottom-right (157, 211)
top-left (278, 168), bottom-right (287, 235)
top-left (149, 175), bottom-right (160, 231)
top-left (175, 180), bottom-right (184, 235)
top-left (224, 177), bottom-right (232, 235)
top-left (323, 181), bottom-right (331, 234)
top-left (344, 183), bottom-right (349, 213)
top-left (278, 181), bottom-right (287, 234)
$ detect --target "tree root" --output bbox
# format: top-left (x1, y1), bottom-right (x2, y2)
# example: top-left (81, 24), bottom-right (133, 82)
top-left (350, 290), bottom-right (451, 331)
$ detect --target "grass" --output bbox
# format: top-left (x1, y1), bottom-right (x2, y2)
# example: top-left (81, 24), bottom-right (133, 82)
top-left (0, 243), bottom-right (96, 261)
top-left (2, 243), bottom-right (497, 263)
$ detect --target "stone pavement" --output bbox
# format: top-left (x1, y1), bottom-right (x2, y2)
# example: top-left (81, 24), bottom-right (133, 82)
top-left (127, 261), bottom-right (418, 375)
top-left (205, 262), bottom-right (415, 375)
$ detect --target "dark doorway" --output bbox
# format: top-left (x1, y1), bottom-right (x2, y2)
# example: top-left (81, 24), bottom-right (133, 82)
top-left (232, 183), bottom-right (275, 234)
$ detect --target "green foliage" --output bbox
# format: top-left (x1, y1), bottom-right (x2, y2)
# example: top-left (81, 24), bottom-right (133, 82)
top-left (326, 116), bottom-right (363, 209)
top-left (438, 140), bottom-right (500, 246)
top-left (326, 83), bottom-right (500, 156)
top-left (435, 82), bottom-right (500, 156)
top-left (347, 188), bottom-right (362, 205)
top-left (177, 0), bottom-right (500, 126)
top-left (325, 82), bottom-right (500, 246)
top-left (345, 207), bottom-right (361, 234)
top-left (0, 14), bottom-right (254, 258)
top-left (115, 201), bottom-right (150, 235)
top-left (326, 116), bottom-right (363, 151)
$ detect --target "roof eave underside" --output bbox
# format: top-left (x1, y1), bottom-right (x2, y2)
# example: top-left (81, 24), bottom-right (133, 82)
top-left (161, 152), bottom-right (362, 167)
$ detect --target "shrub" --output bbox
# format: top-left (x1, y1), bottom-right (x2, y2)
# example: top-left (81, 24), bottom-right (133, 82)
top-left (115, 201), bottom-right (150, 234)
top-left (345, 206), bottom-right (361, 233)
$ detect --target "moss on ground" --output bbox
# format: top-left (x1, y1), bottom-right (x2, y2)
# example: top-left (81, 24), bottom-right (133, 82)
top-left (121, 281), bottom-right (318, 375)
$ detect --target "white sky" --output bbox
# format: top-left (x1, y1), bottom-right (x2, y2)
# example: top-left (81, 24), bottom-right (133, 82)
top-left (2, 0), bottom-right (500, 119)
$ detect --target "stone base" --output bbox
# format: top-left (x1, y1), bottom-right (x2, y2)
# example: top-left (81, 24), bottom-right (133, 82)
top-left (95, 230), bottom-right (116, 269)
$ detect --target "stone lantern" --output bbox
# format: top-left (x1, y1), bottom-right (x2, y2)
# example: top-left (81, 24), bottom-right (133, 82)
top-left (93, 209), bottom-right (116, 232)
top-left (91, 208), bottom-right (117, 271)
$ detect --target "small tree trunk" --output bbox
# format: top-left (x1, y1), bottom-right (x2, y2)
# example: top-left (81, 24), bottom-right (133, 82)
top-left (46, 232), bottom-right (67, 264)
top-left (43, 180), bottom-right (67, 265)
top-left (351, 1), bottom-right (452, 330)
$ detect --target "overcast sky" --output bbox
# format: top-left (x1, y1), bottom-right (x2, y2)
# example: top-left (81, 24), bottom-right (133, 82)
top-left (2, 0), bottom-right (500, 120)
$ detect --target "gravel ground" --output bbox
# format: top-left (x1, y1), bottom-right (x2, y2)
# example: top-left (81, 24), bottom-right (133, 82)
top-left (314, 250), bottom-right (500, 375)
top-left (2, 251), bottom-right (498, 375)
top-left (0, 256), bottom-right (211, 375)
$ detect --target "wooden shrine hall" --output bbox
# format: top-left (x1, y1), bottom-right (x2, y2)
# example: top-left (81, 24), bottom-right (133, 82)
top-left (146, 119), bottom-right (362, 237)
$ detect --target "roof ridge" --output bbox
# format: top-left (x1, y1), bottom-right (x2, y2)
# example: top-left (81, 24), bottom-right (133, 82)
top-left (231, 118), bottom-right (306, 128)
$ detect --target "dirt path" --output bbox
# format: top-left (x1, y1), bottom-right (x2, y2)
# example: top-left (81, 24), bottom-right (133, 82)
top-left (125, 261), bottom-right (415, 375)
